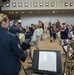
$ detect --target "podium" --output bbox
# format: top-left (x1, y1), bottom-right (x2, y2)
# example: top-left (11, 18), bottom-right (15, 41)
top-left (32, 50), bottom-right (62, 75)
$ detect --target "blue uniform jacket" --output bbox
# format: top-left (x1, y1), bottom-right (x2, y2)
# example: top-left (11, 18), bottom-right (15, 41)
top-left (9, 24), bottom-right (20, 43)
top-left (9, 24), bottom-right (19, 35)
top-left (0, 27), bottom-right (26, 74)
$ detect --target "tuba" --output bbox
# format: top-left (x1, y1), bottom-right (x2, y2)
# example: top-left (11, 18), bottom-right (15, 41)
top-left (63, 41), bottom-right (74, 75)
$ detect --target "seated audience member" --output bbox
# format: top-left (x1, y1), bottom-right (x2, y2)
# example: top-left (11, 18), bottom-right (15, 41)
top-left (25, 26), bottom-right (32, 44)
top-left (0, 13), bottom-right (30, 75)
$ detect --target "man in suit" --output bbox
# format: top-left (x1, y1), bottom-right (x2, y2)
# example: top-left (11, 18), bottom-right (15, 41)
top-left (0, 14), bottom-right (30, 75)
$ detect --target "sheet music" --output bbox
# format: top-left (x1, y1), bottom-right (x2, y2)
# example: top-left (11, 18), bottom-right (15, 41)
top-left (63, 45), bottom-right (68, 52)
top-left (38, 51), bottom-right (57, 72)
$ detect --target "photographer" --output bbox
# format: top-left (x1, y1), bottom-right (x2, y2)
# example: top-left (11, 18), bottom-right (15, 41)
top-left (0, 14), bottom-right (30, 75)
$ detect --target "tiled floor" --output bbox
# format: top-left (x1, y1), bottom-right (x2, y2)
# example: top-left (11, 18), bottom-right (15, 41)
top-left (19, 37), bottom-right (74, 75)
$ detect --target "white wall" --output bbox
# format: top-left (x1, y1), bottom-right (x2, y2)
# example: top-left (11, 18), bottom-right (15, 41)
top-left (21, 14), bottom-right (74, 27)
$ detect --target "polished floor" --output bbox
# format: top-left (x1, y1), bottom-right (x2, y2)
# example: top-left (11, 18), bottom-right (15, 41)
top-left (19, 37), bottom-right (74, 75)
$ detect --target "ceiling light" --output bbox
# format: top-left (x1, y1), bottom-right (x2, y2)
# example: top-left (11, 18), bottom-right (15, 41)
top-left (6, 3), bottom-right (9, 7)
top-left (48, 11), bottom-right (50, 13)
top-left (34, 3), bottom-right (37, 6)
top-left (9, 12), bottom-right (10, 14)
top-left (70, 3), bottom-right (73, 6)
top-left (46, 3), bottom-right (48, 6)
top-left (15, 12), bottom-right (18, 14)
top-left (30, 11), bottom-right (32, 13)
top-left (21, 12), bottom-right (24, 14)
top-left (13, 3), bottom-right (16, 7)
top-left (19, 3), bottom-right (22, 6)
top-left (11, 12), bottom-right (13, 14)
top-left (25, 3), bottom-right (28, 6)
top-left (51, 3), bottom-right (54, 6)
top-left (37, 11), bottom-right (39, 13)
top-left (40, 3), bottom-right (43, 6)
top-left (65, 2), bottom-right (68, 6)
top-left (53, 11), bottom-right (55, 13)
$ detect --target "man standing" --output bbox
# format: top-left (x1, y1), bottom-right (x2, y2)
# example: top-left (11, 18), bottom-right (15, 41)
top-left (9, 20), bottom-right (20, 43)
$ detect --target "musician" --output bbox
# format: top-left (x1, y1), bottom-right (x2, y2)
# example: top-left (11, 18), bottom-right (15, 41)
top-left (0, 14), bottom-right (30, 75)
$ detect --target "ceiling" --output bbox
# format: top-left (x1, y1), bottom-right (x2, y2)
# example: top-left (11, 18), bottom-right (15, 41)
top-left (2, 9), bottom-right (74, 19)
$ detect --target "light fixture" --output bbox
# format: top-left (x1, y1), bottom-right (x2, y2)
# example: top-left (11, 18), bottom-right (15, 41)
top-left (11, 12), bottom-right (13, 14)
top-left (9, 12), bottom-right (10, 14)
top-left (53, 11), bottom-right (55, 13)
top-left (15, 12), bottom-right (18, 14)
top-left (21, 12), bottom-right (24, 14)
top-left (12, 3), bottom-right (16, 7)
top-left (48, 11), bottom-right (50, 13)
top-left (19, 3), bottom-right (22, 6)
top-left (70, 2), bottom-right (73, 6)
top-left (65, 2), bottom-right (68, 6)
top-left (30, 11), bottom-right (32, 13)
top-left (51, 2), bottom-right (54, 6)
top-left (19, 2), bottom-right (22, 7)
top-left (25, 3), bottom-right (28, 6)
top-left (34, 3), bottom-right (37, 6)
top-left (40, 2), bottom-right (43, 6)
top-left (37, 11), bottom-right (39, 13)
top-left (40, 3), bottom-right (43, 6)
top-left (6, 3), bottom-right (9, 7)
top-left (46, 3), bottom-right (48, 6)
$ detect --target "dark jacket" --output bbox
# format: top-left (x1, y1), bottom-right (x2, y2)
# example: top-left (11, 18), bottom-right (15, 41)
top-left (61, 28), bottom-right (69, 39)
top-left (9, 24), bottom-right (19, 35)
top-left (0, 27), bottom-right (26, 74)
top-left (9, 24), bottom-right (20, 43)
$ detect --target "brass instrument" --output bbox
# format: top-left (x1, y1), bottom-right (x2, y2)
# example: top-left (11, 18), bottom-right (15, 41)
top-left (63, 41), bottom-right (74, 75)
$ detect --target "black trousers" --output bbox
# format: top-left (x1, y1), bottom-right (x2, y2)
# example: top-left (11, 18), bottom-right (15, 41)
top-left (53, 33), bottom-right (56, 40)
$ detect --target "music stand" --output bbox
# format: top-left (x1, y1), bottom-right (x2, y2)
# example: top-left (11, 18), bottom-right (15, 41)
top-left (62, 44), bottom-right (68, 54)
top-left (32, 50), bottom-right (62, 75)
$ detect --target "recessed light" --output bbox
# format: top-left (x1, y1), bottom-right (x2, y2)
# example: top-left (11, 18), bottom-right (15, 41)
top-left (13, 3), bottom-right (16, 7)
top-left (34, 3), bottom-right (37, 6)
top-left (30, 11), bottom-right (32, 13)
top-left (21, 12), bottom-right (24, 14)
top-left (48, 11), bottom-right (50, 13)
top-left (6, 3), bottom-right (9, 7)
top-left (25, 3), bottom-right (28, 6)
top-left (15, 12), bottom-right (18, 14)
top-left (46, 3), bottom-right (48, 6)
top-left (19, 3), bottom-right (22, 6)
top-left (40, 3), bottom-right (43, 6)
top-left (51, 3), bottom-right (54, 6)
top-left (11, 12), bottom-right (13, 14)
top-left (9, 12), bottom-right (10, 14)
top-left (70, 3), bottom-right (73, 6)
top-left (37, 11), bottom-right (39, 13)
top-left (53, 11), bottom-right (55, 13)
